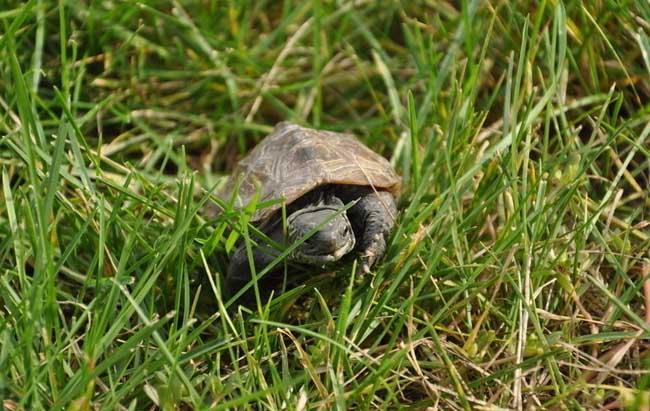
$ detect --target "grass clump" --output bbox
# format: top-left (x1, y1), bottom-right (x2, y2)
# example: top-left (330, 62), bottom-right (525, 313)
top-left (1, 1), bottom-right (649, 409)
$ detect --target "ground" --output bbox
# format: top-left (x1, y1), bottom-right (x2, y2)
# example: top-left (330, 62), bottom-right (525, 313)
top-left (0, 1), bottom-right (649, 410)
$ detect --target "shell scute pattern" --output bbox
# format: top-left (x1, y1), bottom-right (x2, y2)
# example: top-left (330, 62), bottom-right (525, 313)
top-left (221, 123), bottom-right (401, 222)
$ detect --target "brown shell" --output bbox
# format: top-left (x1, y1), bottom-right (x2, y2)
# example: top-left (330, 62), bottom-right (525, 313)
top-left (221, 122), bottom-right (401, 222)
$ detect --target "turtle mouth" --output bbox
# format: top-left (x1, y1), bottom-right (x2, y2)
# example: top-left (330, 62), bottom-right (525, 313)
top-left (292, 241), bottom-right (354, 265)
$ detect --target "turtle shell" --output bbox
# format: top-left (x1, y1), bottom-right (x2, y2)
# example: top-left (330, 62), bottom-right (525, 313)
top-left (221, 122), bottom-right (401, 222)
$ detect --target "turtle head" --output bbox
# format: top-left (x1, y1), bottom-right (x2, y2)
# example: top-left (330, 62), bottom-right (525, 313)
top-left (287, 204), bottom-right (355, 265)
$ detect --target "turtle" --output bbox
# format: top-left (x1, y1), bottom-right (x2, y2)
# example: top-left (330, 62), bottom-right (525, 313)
top-left (221, 122), bottom-right (401, 303)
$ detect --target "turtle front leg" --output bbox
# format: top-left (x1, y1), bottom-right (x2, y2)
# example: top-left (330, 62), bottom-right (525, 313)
top-left (348, 190), bottom-right (397, 273)
top-left (225, 228), bottom-right (284, 307)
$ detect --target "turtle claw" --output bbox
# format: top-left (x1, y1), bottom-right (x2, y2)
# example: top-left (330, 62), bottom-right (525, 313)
top-left (359, 250), bottom-right (377, 274)
top-left (358, 232), bottom-right (385, 274)
top-left (361, 260), bottom-right (371, 274)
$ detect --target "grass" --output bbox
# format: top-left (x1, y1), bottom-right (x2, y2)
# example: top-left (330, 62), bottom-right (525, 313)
top-left (1, 0), bottom-right (649, 409)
